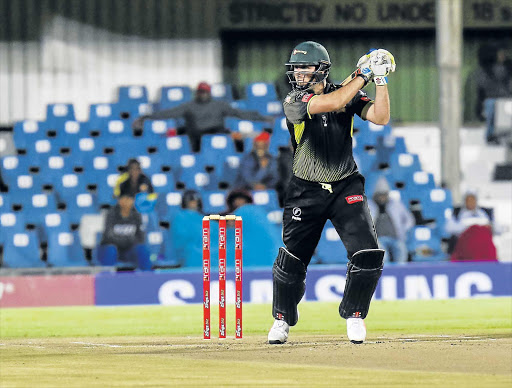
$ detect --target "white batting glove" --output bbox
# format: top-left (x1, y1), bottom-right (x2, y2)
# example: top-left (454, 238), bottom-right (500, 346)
top-left (356, 49), bottom-right (377, 85)
top-left (370, 49), bottom-right (396, 86)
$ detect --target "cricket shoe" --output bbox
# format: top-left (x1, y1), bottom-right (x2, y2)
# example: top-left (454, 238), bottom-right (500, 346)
top-left (347, 317), bottom-right (366, 344)
top-left (268, 319), bottom-right (289, 344)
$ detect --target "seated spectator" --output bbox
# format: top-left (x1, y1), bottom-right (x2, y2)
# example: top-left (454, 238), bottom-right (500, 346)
top-left (368, 176), bottom-right (415, 264)
top-left (445, 190), bottom-right (498, 257)
top-left (450, 225), bottom-right (497, 262)
top-left (114, 158), bottom-right (154, 198)
top-left (98, 193), bottom-right (151, 270)
top-left (181, 189), bottom-right (203, 214)
top-left (224, 188), bottom-right (253, 215)
top-left (236, 131), bottom-right (278, 190)
top-left (133, 82), bottom-right (273, 152)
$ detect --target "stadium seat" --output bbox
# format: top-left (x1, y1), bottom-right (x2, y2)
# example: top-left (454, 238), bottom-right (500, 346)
top-left (389, 153), bottom-right (423, 184)
top-left (245, 82), bottom-right (278, 101)
top-left (40, 212), bottom-right (71, 243)
top-left (407, 226), bottom-right (446, 262)
top-left (13, 120), bottom-right (45, 150)
top-left (118, 85), bottom-right (149, 106)
top-left (269, 117), bottom-right (290, 155)
top-left (38, 155), bottom-right (75, 187)
top-left (64, 192), bottom-right (98, 224)
top-left (314, 220), bottom-right (349, 265)
top-left (151, 172), bottom-right (177, 194)
top-left (88, 103), bottom-right (122, 130)
top-left (1, 155), bottom-right (34, 186)
top-left (143, 119), bottom-right (177, 143)
top-left (0, 193), bottom-right (10, 214)
top-left (25, 193), bottom-right (58, 226)
top-left (53, 173), bottom-right (88, 205)
top-left (202, 190), bottom-right (228, 215)
top-left (200, 134), bottom-right (237, 169)
top-left (211, 83), bottom-right (234, 102)
top-left (46, 230), bottom-right (89, 267)
top-left (158, 86), bottom-right (192, 110)
top-left (419, 188), bottom-right (453, 237)
top-left (146, 229), bottom-right (164, 262)
top-left (358, 122), bottom-right (392, 147)
top-left (403, 171), bottom-right (436, 206)
top-left (219, 155), bottom-right (242, 188)
top-left (45, 103), bottom-right (76, 127)
top-left (1, 231), bottom-right (46, 268)
top-left (161, 135), bottom-right (192, 167)
top-left (251, 189), bottom-right (280, 211)
top-left (8, 174), bottom-right (43, 198)
top-left (246, 100), bottom-right (283, 116)
top-left (157, 191), bottom-right (183, 222)
top-left (0, 212), bottom-right (26, 244)
top-left (224, 118), bottom-right (266, 137)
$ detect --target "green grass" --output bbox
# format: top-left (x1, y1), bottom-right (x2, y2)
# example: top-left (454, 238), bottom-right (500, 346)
top-left (1, 298), bottom-right (511, 387)
top-left (1, 298), bottom-right (511, 338)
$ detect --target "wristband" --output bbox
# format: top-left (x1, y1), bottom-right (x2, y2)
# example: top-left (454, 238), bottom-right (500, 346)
top-left (356, 70), bottom-right (370, 86)
top-left (374, 76), bottom-right (388, 86)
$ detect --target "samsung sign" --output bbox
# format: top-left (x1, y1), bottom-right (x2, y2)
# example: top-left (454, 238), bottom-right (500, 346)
top-left (95, 262), bottom-right (512, 306)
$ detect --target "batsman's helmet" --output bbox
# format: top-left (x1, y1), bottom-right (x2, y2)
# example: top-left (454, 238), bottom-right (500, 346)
top-left (286, 41), bottom-right (331, 91)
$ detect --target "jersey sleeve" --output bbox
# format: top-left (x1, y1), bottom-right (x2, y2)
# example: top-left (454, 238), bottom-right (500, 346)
top-left (345, 90), bottom-right (373, 120)
top-left (283, 90), bottom-right (316, 124)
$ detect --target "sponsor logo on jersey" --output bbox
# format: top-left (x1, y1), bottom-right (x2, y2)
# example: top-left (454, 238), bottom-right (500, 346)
top-left (301, 93), bottom-right (314, 103)
top-left (292, 207), bottom-right (302, 221)
top-left (293, 49), bottom-right (307, 55)
top-left (346, 195), bottom-right (364, 204)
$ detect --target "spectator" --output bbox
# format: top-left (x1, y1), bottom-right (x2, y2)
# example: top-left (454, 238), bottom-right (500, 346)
top-left (237, 131), bottom-right (278, 190)
top-left (475, 44), bottom-right (512, 143)
top-left (133, 82), bottom-right (273, 152)
top-left (114, 158), bottom-right (154, 198)
top-left (445, 190), bottom-right (499, 258)
top-left (181, 189), bottom-right (203, 214)
top-left (276, 141), bottom-right (294, 207)
top-left (368, 176), bottom-right (415, 263)
top-left (98, 192), bottom-right (151, 270)
top-left (224, 188), bottom-right (253, 215)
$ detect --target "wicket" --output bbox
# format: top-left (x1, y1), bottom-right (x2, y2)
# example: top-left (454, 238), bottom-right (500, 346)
top-left (202, 214), bottom-right (243, 340)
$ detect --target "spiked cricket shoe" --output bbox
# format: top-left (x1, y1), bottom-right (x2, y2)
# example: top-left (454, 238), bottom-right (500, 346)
top-left (268, 319), bottom-right (289, 344)
top-left (347, 317), bottom-right (366, 344)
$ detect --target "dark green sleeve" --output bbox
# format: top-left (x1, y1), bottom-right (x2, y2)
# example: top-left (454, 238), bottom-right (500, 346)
top-left (283, 90), bottom-right (315, 124)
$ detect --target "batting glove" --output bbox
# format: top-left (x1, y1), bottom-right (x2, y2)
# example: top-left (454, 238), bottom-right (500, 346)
top-left (356, 49), bottom-right (377, 86)
top-left (370, 49), bottom-right (396, 86)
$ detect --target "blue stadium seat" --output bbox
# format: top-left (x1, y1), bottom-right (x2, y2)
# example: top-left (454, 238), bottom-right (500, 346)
top-left (151, 172), bottom-right (177, 194)
top-left (46, 103), bottom-right (75, 127)
top-left (176, 167), bottom-right (218, 191)
top-left (202, 190), bottom-right (228, 215)
top-left (0, 193), bottom-right (11, 214)
top-left (1, 155), bottom-right (33, 186)
top-left (8, 173), bottom-right (43, 198)
top-left (145, 229), bottom-right (164, 262)
top-left (101, 119), bottom-right (132, 140)
top-left (246, 100), bottom-right (283, 116)
top-left (357, 122), bottom-right (392, 147)
top-left (157, 191), bottom-right (183, 222)
top-left (224, 118), bottom-right (266, 137)
top-left (118, 85), bottom-right (149, 106)
top-left (200, 134), bottom-right (237, 169)
top-left (40, 212), bottom-right (71, 243)
top-left (389, 153), bottom-right (423, 184)
top-left (419, 188), bottom-right (453, 237)
top-left (245, 82), bottom-right (278, 101)
top-left (0, 212), bottom-right (26, 244)
top-left (65, 192), bottom-right (98, 224)
top-left (143, 119), bottom-right (177, 143)
top-left (158, 86), bottom-right (192, 110)
top-left (47, 230), bottom-right (89, 267)
top-left (13, 120), bottom-right (46, 150)
top-left (161, 136), bottom-right (192, 167)
top-left (219, 155), bottom-right (242, 188)
top-left (53, 173), bottom-right (88, 205)
top-left (251, 189), bottom-right (280, 211)
top-left (38, 155), bottom-right (75, 187)
top-left (314, 220), bottom-right (349, 265)
top-left (88, 103), bottom-right (122, 130)
top-left (25, 193), bottom-right (58, 225)
top-left (404, 171), bottom-right (436, 205)
top-left (230, 100), bottom-right (248, 110)
top-left (2, 231), bottom-right (46, 268)
top-left (407, 226), bottom-right (446, 262)
top-left (211, 83), bottom-right (234, 102)
top-left (269, 117), bottom-right (290, 155)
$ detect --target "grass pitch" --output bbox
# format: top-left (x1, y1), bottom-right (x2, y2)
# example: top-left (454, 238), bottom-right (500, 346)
top-left (1, 298), bottom-right (511, 387)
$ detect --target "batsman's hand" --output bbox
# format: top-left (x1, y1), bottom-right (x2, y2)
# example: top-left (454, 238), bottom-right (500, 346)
top-left (370, 49), bottom-right (396, 86)
top-left (356, 49), bottom-right (377, 85)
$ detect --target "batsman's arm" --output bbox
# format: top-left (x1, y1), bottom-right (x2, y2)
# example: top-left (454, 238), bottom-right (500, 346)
top-left (308, 75), bottom-right (366, 115)
top-left (365, 85), bottom-right (390, 125)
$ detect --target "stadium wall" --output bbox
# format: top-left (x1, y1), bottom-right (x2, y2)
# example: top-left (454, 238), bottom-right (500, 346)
top-left (1, 262), bottom-right (510, 307)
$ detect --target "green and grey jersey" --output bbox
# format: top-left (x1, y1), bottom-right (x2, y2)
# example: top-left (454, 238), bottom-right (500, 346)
top-left (283, 83), bottom-right (372, 183)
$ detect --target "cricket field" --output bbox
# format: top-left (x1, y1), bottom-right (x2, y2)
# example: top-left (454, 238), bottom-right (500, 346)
top-left (1, 298), bottom-right (511, 387)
